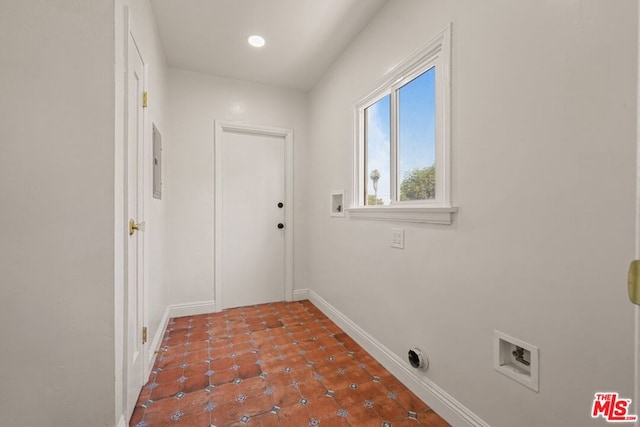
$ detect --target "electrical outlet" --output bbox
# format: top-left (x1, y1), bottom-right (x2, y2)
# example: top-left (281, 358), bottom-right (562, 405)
top-left (391, 228), bottom-right (404, 249)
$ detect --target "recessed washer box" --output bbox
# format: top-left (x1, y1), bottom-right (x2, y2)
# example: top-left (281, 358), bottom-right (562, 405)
top-left (493, 330), bottom-right (539, 392)
top-left (330, 190), bottom-right (345, 217)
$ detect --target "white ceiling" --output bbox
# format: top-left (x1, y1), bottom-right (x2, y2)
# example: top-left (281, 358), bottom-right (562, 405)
top-left (149, 0), bottom-right (389, 91)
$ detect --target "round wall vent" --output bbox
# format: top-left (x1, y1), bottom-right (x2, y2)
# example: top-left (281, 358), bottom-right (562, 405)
top-left (408, 348), bottom-right (429, 370)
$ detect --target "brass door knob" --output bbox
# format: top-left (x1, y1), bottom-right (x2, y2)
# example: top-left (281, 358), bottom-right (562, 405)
top-left (129, 218), bottom-right (140, 236)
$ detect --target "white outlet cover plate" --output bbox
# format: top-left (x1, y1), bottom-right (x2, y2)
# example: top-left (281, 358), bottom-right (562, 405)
top-left (391, 228), bottom-right (404, 249)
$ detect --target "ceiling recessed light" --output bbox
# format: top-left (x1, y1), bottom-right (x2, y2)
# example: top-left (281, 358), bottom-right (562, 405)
top-left (248, 35), bottom-right (265, 48)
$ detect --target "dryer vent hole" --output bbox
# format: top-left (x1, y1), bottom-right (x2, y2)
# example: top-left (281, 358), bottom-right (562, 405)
top-left (407, 348), bottom-right (428, 370)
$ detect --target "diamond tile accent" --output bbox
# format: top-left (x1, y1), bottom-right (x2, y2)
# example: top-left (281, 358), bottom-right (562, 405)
top-left (270, 405), bottom-right (281, 414)
top-left (408, 411), bottom-right (418, 420)
top-left (170, 411), bottom-right (184, 421)
top-left (309, 418), bottom-right (320, 426)
top-left (205, 402), bottom-right (216, 412)
top-left (337, 408), bottom-right (348, 418)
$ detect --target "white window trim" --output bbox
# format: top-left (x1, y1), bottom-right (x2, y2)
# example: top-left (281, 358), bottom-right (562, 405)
top-left (348, 24), bottom-right (457, 225)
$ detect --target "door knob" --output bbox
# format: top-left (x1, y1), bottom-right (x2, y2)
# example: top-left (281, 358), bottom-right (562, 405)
top-left (129, 218), bottom-right (140, 236)
top-left (277, 223), bottom-right (284, 229)
top-left (278, 202), bottom-right (284, 208)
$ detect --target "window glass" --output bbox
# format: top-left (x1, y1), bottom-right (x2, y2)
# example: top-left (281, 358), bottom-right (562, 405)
top-left (365, 95), bottom-right (391, 205)
top-left (398, 67), bottom-right (436, 201)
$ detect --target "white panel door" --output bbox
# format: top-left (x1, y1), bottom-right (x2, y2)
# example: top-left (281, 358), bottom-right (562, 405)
top-left (125, 32), bottom-right (145, 417)
top-left (220, 129), bottom-right (286, 309)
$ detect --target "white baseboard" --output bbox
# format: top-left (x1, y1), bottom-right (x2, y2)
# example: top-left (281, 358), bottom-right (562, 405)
top-left (292, 288), bottom-right (310, 301)
top-left (307, 289), bottom-right (489, 427)
top-left (168, 299), bottom-right (216, 318)
top-left (146, 306), bottom-right (171, 373)
top-left (146, 300), bottom-right (217, 375)
top-left (115, 414), bottom-right (126, 427)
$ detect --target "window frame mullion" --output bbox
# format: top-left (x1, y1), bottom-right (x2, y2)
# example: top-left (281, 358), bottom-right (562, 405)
top-left (389, 88), bottom-right (398, 204)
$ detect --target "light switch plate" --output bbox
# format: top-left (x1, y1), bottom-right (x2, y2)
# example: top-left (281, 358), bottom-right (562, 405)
top-left (391, 228), bottom-right (404, 249)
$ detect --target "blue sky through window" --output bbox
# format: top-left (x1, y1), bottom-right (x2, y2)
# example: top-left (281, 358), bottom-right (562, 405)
top-left (399, 67), bottom-right (436, 183)
top-left (365, 95), bottom-right (390, 204)
top-left (366, 67), bottom-right (436, 204)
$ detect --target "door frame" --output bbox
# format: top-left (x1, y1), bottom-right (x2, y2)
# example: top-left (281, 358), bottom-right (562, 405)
top-left (635, 3), bottom-right (640, 418)
top-left (214, 121), bottom-right (294, 311)
top-left (635, 3), bottom-right (640, 420)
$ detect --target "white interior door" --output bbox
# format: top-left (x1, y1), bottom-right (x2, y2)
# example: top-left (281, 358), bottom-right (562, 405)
top-left (125, 32), bottom-right (145, 417)
top-left (215, 123), bottom-right (292, 309)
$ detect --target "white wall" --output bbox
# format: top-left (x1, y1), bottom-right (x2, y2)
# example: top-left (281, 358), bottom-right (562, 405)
top-left (165, 69), bottom-right (309, 306)
top-left (0, 1), bottom-right (116, 426)
top-left (307, 1), bottom-right (637, 426)
top-left (114, 0), bottom-right (169, 422)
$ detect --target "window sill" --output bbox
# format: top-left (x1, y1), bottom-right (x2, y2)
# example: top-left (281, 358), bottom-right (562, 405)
top-left (346, 205), bottom-right (458, 225)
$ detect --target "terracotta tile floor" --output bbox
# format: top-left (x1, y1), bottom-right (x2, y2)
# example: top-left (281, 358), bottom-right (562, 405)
top-left (130, 300), bottom-right (449, 427)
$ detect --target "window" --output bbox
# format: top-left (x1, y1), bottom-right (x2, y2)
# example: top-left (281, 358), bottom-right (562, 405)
top-left (350, 25), bottom-right (456, 224)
